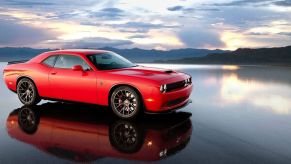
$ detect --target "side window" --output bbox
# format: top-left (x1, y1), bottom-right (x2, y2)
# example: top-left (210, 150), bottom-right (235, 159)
top-left (42, 56), bottom-right (58, 67)
top-left (54, 55), bottom-right (91, 71)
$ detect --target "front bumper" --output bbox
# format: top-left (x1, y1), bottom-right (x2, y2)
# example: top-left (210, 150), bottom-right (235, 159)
top-left (144, 84), bottom-right (193, 113)
top-left (145, 99), bottom-right (192, 114)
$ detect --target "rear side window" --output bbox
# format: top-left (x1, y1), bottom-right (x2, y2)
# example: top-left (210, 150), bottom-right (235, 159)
top-left (42, 56), bottom-right (58, 67)
top-left (54, 55), bottom-right (91, 70)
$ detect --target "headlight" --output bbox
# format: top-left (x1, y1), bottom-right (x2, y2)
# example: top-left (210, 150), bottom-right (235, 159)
top-left (160, 84), bottom-right (167, 93)
top-left (184, 78), bottom-right (192, 86)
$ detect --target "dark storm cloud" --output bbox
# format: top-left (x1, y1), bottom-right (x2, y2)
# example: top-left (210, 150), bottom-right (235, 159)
top-left (274, 0), bottom-right (291, 6)
top-left (0, 19), bottom-right (56, 46)
top-left (178, 27), bottom-right (225, 48)
top-left (55, 37), bottom-right (133, 49)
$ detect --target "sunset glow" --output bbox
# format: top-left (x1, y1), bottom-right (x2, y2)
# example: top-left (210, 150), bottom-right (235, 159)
top-left (0, 0), bottom-right (291, 50)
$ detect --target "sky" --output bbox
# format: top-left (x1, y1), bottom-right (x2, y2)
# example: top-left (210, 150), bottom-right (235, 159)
top-left (0, 0), bottom-right (291, 50)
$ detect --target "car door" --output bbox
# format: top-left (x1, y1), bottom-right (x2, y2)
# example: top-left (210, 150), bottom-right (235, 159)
top-left (49, 54), bottom-right (97, 104)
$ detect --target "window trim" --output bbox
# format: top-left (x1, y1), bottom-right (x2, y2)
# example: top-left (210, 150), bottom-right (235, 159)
top-left (41, 55), bottom-right (59, 68)
top-left (52, 54), bottom-right (93, 71)
top-left (86, 53), bottom-right (136, 71)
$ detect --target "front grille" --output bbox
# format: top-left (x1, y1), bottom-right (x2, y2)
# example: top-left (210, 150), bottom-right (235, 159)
top-left (166, 80), bottom-right (186, 92)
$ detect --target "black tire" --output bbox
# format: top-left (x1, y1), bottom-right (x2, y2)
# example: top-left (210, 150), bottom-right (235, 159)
top-left (110, 86), bottom-right (141, 119)
top-left (18, 107), bottom-right (40, 134)
top-left (17, 78), bottom-right (41, 106)
top-left (109, 120), bottom-right (144, 153)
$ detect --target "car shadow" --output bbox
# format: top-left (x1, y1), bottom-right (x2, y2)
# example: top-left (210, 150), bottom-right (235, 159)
top-left (6, 102), bottom-right (193, 162)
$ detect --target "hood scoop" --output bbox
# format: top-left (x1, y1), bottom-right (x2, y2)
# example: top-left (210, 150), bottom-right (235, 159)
top-left (164, 69), bottom-right (174, 74)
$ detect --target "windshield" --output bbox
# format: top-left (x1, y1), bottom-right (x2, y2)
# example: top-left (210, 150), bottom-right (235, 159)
top-left (87, 52), bottom-right (136, 70)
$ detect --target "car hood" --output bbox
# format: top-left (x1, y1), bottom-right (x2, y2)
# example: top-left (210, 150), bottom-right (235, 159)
top-left (108, 66), bottom-right (188, 83)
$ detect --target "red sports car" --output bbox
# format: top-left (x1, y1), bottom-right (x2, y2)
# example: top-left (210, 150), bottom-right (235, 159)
top-left (3, 49), bottom-right (193, 119)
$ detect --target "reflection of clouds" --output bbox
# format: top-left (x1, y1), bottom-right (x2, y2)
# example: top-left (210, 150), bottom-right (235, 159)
top-left (221, 74), bottom-right (258, 102)
top-left (147, 64), bottom-right (291, 116)
top-left (140, 64), bottom-right (240, 71)
top-left (222, 65), bottom-right (239, 70)
top-left (221, 73), bottom-right (291, 115)
top-left (253, 95), bottom-right (291, 115)
top-left (204, 77), bottom-right (218, 85)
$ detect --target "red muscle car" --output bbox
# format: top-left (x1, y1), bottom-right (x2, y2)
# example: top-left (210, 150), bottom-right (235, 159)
top-left (3, 49), bottom-right (192, 119)
top-left (6, 103), bottom-right (192, 162)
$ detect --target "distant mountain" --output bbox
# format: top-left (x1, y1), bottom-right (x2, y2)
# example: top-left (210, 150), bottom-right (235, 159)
top-left (0, 47), bottom-right (225, 62)
top-left (157, 46), bottom-right (291, 65)
top-left (2, 46), bottom-right (290, 65)
top-left (101, 47), bottom-right (226, 62)
top-left (0, 47), bottom-right (52, 61)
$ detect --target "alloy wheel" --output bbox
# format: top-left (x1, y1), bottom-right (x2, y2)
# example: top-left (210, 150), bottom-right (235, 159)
top-left (112, 89), bottom-right (138, 118)
top-left (18, 80), bottom-right (34, 104)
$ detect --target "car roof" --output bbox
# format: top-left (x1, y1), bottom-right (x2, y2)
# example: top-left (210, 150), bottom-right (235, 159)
top-left (28, 49), bottom-right (111, 64)
top-left (48, 49), bottom-right (110, 55)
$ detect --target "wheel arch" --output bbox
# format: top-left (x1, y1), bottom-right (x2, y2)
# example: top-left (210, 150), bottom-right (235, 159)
top-left (16, 76), bottom-right (39, 93)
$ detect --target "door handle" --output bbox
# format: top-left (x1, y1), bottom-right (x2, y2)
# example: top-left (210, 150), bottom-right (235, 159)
top-left (51, 72), bottom-right (57, 75)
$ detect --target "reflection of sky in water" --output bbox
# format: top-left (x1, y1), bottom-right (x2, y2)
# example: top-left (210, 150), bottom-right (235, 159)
top-left (142, 64), bottom-right (291, 116)
top-left (220, 73), bottom-right (291, 115)
top-left (142, 64), bottom-right (291, 162)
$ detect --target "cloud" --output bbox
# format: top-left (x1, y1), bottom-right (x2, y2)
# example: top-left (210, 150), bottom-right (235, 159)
top-left (212, 0), bottom-right (274, 6)
top-left (1, 0), bottom-right (55, 6)
top-left (52, 37), bottom-right (133, 49)
top-left (0, 0), bottom-right (291, 50)
top-left (205, 7), bottom-right (283, 28)
top-left (167, 5), bottom-right (184, 11)
top-left (247, 32), bottom-right (270, 35)
top-left (274, 0), bottom-right (291, 6)
top-left (0, 19), bottom-right (56, 46)
top-left (128, 34), bottom-right (149, 39)
top-left (178, 27), bottom-right (225, 48)
top-left (277, 32), bottom-right (291, 36)
top-left (122, 22), bottom-right (178, 28)
top-left (90, 7), bottom-right (125, 19)
top-left (167, 5), bottom-right (219, 13)
top-left (167, 5), bottom-right (195, 12)
top-left (112, 22), bottom-right (179, 33)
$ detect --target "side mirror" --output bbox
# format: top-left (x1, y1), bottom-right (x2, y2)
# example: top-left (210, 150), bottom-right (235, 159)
top-left (72, 65), bottom-right (83, 71)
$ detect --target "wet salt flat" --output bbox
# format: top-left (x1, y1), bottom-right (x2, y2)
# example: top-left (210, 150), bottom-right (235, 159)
top-left (1, 62), bottom-right (291, 163)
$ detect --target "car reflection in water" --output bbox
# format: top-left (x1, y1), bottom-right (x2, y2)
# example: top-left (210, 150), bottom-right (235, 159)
top-left (6, 102), bottom-right (192, 162)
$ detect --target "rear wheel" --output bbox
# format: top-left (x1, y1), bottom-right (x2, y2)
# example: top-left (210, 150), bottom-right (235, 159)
top-left (17, 78), bottom-right (41, 106)
top-left (110, 86), bottom-right (141, 119)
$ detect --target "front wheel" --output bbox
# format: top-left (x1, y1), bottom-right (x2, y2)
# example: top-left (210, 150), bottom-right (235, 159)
top-left (110, 86), bottom-right (141, 119)
top-left (17, 78), bottom-right (41, 106)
